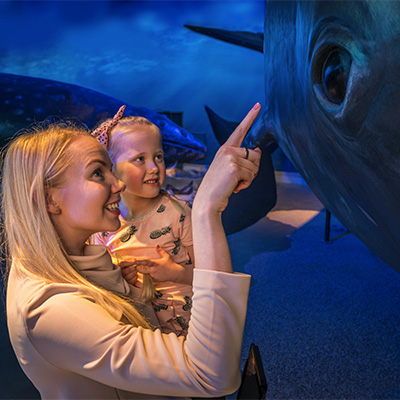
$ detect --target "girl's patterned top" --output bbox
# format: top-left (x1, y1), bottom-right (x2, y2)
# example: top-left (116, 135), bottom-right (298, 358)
top-left (93, 193), bottom-right (193, 336)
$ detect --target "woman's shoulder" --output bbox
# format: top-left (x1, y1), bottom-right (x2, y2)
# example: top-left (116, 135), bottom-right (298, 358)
top-left (7, 269), bottom-right (88, 321)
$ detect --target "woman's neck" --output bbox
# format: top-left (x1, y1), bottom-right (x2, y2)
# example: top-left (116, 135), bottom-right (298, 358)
top-left (52, 216), bottom-right (88, 256)
top-left (62, 238), bottom-right (87, 256)
top-left (122, 192), bottom-right (164, 221)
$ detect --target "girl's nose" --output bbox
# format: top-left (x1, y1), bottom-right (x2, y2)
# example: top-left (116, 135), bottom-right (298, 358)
top-left (147, 161), bottom-right (159, 171)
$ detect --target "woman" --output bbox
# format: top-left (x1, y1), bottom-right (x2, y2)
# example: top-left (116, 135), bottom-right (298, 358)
top-left (2, 103), bottom-right (261, 399)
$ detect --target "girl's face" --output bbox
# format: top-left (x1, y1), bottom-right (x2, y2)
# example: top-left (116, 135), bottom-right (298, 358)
top-left (47, 136), bottom-right (125, 253)
top-left (113, 127), bottom-right (166, 201)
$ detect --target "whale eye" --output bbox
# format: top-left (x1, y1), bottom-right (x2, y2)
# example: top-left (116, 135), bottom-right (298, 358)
top-left (320, 47), bottom-right (352, 105)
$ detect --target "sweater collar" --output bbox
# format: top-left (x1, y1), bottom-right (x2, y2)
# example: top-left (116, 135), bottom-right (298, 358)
top-left (70, 245), bottom-right (160, 327)
top-left (70, 245), bottom-right (131, 296)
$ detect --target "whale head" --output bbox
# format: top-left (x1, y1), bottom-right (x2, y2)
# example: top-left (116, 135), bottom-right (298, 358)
top-left (248, 0), bottom-right (400, 270)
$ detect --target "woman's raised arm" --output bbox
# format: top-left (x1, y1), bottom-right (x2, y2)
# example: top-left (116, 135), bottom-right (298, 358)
top-left (192, 103), bottom-right (262, 273)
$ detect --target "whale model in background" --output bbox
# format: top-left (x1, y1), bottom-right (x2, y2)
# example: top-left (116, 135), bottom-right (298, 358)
top-left (0, 72), bottom-right (206, 166)
top-left (186, 0), bottom-right (400, 272)
top-left (184, 24), bottom-right (263, 53)
top-left (0, 72), bottom-right (274, 236)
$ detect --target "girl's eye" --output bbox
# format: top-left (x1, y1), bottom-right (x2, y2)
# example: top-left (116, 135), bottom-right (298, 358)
top-left (156, 154), bottom-right (164, 162)
top-left (133, 156), bottom-right (145, 163)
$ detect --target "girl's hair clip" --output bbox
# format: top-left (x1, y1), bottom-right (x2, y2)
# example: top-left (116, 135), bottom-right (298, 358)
top-left (91, 105), bottom-right (126, 149)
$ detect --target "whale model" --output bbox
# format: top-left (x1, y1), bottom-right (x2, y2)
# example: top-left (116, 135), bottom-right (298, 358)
top-left (186, 0), bottom-right (400, 272)
top-left (0, 72), bottom-right (206, 166)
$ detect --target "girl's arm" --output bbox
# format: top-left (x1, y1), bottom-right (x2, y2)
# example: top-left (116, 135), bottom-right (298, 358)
top-left (133, 244), bottom-right (193, 285)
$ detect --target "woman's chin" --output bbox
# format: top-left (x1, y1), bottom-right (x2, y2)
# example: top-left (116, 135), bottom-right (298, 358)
top-left (102, 218), bottom-right (121, 233)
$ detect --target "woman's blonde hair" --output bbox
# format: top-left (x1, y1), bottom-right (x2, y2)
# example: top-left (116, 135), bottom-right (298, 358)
top-left (96, 116), bottom-right (162, 302)
top-left (1, 121), bottom-right (151, 328)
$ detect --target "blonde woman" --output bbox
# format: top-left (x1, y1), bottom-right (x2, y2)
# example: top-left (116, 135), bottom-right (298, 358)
top-left (2, 104), bottom-right (261, 399)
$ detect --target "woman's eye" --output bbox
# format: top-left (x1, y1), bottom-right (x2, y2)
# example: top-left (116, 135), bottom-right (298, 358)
top-left (320, 47), bottom-right (352, 105)
top-left (92, 169), bottom-right (104, 179)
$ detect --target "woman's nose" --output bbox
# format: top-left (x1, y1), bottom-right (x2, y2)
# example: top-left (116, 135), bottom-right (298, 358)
top-left (112, 175), bottom-right (126, 193)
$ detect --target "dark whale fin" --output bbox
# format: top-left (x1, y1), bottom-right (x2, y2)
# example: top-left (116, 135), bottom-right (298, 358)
top-left (205, 104), bottom-right (239, 145)
top-left (205, 104), bottom-right (278, 152)
top-left (204, 105), bottom-right (277, 235)
top-left (184, 25), bottom-right (264, 53)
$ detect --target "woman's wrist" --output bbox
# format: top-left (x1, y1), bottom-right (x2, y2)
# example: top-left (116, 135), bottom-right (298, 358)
top-left (192, 195), bottom-right (223, 221)
top-left (192, 206), bottom-right (232, 273)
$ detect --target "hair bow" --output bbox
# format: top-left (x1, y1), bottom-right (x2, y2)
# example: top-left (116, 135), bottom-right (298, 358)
top-left (91, 105), bottom-right (126, 149)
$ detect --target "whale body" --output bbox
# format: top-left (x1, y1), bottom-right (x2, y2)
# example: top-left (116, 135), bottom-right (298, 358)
top-left (0, 72), bottom-right (206, 166)
top-left (253, 0), bottom-right (400, 271)
top-left (187, 0), bottom-right (400, 272)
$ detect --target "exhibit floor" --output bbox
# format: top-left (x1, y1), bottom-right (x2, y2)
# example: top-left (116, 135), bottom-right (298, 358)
top-left (228, 176), bottom-right (400, 400)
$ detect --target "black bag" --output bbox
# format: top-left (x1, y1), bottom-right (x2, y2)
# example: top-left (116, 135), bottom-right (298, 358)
top-left (236, 343), bottom-right (267, 400)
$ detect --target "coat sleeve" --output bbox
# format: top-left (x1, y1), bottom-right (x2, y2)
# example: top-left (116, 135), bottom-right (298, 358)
top-left (24, 269), bottom-right (251, 397)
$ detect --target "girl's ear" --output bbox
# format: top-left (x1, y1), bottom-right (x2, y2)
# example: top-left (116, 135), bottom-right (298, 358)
top-left (45, 190), bottom-right (61, 215)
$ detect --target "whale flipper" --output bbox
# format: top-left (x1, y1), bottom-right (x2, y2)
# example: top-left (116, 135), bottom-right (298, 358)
top-left (204, 105), bottom-right (239, 144)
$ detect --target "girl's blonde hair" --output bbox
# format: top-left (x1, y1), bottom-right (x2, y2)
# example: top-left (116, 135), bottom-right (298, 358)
top-left (1, 122), bottom-right (151, 328)
top-left (97, 116), bottom-right (162, 302)
top-left (107, 116), bottom-right (161, 164)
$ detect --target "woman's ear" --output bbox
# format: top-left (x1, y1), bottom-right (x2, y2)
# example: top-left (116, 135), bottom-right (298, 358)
top-left (45, 190), bottom-right (61, 215)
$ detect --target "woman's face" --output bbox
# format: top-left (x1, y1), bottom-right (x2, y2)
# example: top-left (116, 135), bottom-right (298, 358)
top-left (48, 136), bottom-right (125, 253)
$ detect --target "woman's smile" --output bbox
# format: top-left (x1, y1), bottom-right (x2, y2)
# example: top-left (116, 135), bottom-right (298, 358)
top-left (105, 201), bottom-right (121, 216)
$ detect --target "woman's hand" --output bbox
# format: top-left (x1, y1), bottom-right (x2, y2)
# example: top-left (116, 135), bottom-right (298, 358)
top-left (133, 245), bottom-right (193, 285)
top-left (193, 103), bottom-right (262, 214)
top-left (192, 103), bottom-right (262, 273)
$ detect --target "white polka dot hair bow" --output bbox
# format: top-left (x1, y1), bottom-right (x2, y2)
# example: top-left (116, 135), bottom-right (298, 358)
top-left (91, 104), bottom-right (126, 149)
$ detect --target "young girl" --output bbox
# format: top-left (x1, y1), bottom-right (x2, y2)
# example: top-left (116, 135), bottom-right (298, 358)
top-left (92, 108), bottom-right (194, 336)
top-left (3, 103), bottom-right (261, 399)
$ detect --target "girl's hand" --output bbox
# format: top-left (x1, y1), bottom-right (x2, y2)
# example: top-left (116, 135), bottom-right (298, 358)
top-left (118, 261), bottom-right (139, 286)
top-left (134, 245), bottom-right (192, 284)
top-left (193, 103), bottom-right (262, 214)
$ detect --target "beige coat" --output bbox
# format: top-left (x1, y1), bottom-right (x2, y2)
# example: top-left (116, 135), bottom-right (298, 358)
top-left (7, 245), bottom-right (250, 399)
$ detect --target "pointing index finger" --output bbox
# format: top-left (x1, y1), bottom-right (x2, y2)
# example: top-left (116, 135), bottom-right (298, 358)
top-left (224, 103), bottom-right (261, 147)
